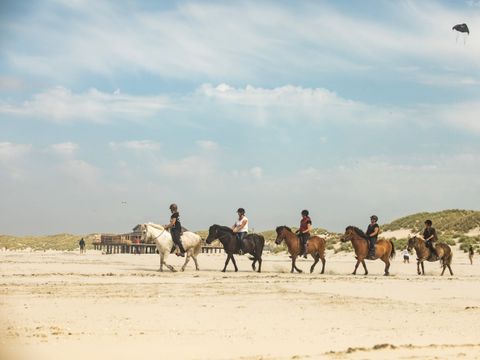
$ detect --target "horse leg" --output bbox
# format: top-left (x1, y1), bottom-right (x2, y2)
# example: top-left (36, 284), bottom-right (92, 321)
top-left (383, 258), bottom-right (390, 276)
top-left (192, 255), bottom-right (200, 271)
top-left (294, 257), bottom-right (303, 273)
top-left (181, 253), bottom-right (190, 272)
top-left (257, 257), bottom-right (262, 273)
top-left (231, 255), bottom-right (238, 272)
top-left (361, 260), bottom-right (368, 275)
top-left (416, 260), bottom-right (421, 275)
top-left (222, 254), bottom-right (231, 272)
top-left (251, 258), bottom-right (257, 272)
top-left (159, 252), bottom-right (164, 272)
top-left (448, 264), bottom-right (453, 276)
top-left (162, 252), bottom-right (176, 272)
top-left (441, 263), bottom-right (446, 276)
top-left (320, 256), bottom-right (326, 274)
top-left (310, 254), bottom-right (319, 274)
top-left (421, 261), bottom-right (425, 275)
top-left (291, 257), bottom-right (296, 273)
top-left (353, 259), bottom-right (360, 275)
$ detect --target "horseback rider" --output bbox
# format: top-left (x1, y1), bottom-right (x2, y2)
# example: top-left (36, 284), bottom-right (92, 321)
top-left (164, 203), bottom-right (185, 257)
top-left (423, 220), bottom-right (438, 258)
top-left (232, 208), bottom-right (248, 255)
top-left (366, 215), bottom-right (380, 259)
top-left (298, 209), bottom-right (312, 259)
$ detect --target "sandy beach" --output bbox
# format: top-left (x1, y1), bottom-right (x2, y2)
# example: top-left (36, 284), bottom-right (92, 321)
top-left (1, 249), bottom-right (479, 360)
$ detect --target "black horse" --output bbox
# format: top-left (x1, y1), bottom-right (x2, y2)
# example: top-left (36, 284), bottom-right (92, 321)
top-left (205, 224), bottom-right (265, 272)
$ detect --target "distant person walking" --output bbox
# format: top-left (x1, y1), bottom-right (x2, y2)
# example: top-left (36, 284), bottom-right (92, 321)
top-left (366, 215), bottom-right (380, 259)
top-left (402, 248), bottom-right (410, 263)
top-left (232, 208), bottom-right (248, 255)
top-left (469, 245), bottom-right (474, 265)
top-left (298, 210), bottom-right (312, 258)
top-left (79, 238), bottom-right (86, 254)
top-left (164, 203), bottom-right (185, 257)
top-left (423, 220), bottom-right (438, 258)
top-left (133, 237), bottom-right (141, 255)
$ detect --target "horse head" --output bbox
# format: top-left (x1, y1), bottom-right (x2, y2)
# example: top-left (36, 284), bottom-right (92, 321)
top-left (275, 226), bottom-right (288, 244)
top-left (205, 225), bottom-right (219, 244)
top-left (341, 226), bottom-right (355, 242)
top-left (134, 224), bottom-right (149, 242)
top-left (407, 235), bottom-right (419, 251)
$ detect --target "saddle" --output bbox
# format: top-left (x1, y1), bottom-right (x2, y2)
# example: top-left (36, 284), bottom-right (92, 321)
top-left (426, 242), bottom-right (438, 261)
top-left (367, 244), bottom-right (376, 260)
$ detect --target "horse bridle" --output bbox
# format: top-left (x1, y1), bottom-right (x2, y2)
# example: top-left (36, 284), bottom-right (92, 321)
top-left (145, 225), bottom-right (167, 242)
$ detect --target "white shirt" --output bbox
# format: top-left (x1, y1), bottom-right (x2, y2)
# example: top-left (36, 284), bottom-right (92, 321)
top-left (402, 250), bottom-right (409, 257)
top-left (235, 216), bottom-right (249, 233)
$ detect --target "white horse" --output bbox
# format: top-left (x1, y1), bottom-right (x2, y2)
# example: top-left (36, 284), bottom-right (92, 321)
top-left (137, 223), bottom-right (202, 272)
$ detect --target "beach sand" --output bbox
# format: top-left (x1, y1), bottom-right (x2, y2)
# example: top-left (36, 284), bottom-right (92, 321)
top-left (1, 249), bottom-right (479, 360)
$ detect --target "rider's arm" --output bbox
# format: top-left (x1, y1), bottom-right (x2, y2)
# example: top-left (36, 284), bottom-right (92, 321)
top-left (233, 218), bottom-right (247, 233)
top-left (164, 217), bottom-right (176, 230)
top-left (370, 226), bottom-right (379, 237)
top-left (303, 223), bottom-right (312, 234)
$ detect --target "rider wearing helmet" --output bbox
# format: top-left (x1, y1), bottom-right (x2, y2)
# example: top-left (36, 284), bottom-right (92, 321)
top-left (232, 208), bottom-right (248, 255)
top-left (164, 203), bottom-right (185, 257)
top-left (298, 209), bottom-right (312, 258)
top-left (366, 215), bottom-right (380, 258)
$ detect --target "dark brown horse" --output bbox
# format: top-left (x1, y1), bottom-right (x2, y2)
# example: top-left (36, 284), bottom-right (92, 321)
top-left (275, 226), bottom-right (326, 274)
top-left (407, 236), bottom-right (453, 276)
top-left (205, 225), bottom-right (265, 272)
top-left (341, 226), bottom-right (395, 276)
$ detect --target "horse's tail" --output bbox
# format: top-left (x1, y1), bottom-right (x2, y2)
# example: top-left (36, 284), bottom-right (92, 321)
top-left (256, 234), bottom-right (265, 258)
top-left (441, 245), bottom-right (453, 267)
top-left (389, 240), bottom-right (396, 259)
top-left (193, 236), bottom-right (202, 256)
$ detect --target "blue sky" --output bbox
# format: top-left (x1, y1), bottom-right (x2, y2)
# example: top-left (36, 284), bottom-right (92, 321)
top-left (1, 0), bottom-right (480, 235)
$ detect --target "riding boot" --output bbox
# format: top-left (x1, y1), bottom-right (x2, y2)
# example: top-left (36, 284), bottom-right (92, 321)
top-left (175, 241), bottom-right (186, 257)
top-left (238, 241), bottom-right (244, 255)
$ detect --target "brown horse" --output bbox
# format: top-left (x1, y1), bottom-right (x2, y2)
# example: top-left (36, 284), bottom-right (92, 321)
top-left (407, 236), bottom-right (453, 276)
top-left (275, 226), bottom-right (326, 274)
top-left (341, 226), bottom-right (395, 276)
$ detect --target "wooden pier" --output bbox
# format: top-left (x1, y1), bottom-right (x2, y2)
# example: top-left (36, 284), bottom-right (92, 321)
top-left (92, 242), bottom-right (224, 254)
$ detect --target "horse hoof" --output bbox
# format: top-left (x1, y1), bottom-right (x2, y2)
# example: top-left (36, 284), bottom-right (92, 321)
top-left (181, 268), bottom-right (185, 272)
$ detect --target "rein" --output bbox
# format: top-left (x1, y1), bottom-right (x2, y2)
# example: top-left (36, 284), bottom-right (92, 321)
top-left (148, 226), bottom-right (167, 242)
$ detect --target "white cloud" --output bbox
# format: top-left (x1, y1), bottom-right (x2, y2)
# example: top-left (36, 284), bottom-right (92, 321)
top-left (161, 155), bottom-right (214, 178)
top-left (3, 2), bottom-right (479, 83)
top-left (437, 101), bottom-right (480, 134)
top-left (0, 142), bottom-right (32, 162)
top-left (196, 140), bottom-right (218, 150)
top-left (48, 142), bottom-right (79, 157)
top-left (0, 87), bottom-right (170, 123)
top-left (0, 142), bottom-right (32, 181)
top-left (195, 83), bottom-right (393, 125)
top-left (57, 159), bottom-right (100, 187)
top-left (109, 140), bottom-right (161, 152)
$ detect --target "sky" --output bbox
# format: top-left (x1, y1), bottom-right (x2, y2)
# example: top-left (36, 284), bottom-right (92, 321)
top-left (1, 0), bottom-right (480, 235)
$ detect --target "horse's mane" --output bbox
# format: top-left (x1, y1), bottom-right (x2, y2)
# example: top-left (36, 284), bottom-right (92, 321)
top-left (213, 224), bottom-right (234, 234)
top-left (276, 225), bottom-right (293, 233)
top-left (347, 226), bottom-right (368, 240)
top-left (146, 222), bottom-right (165, 231)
